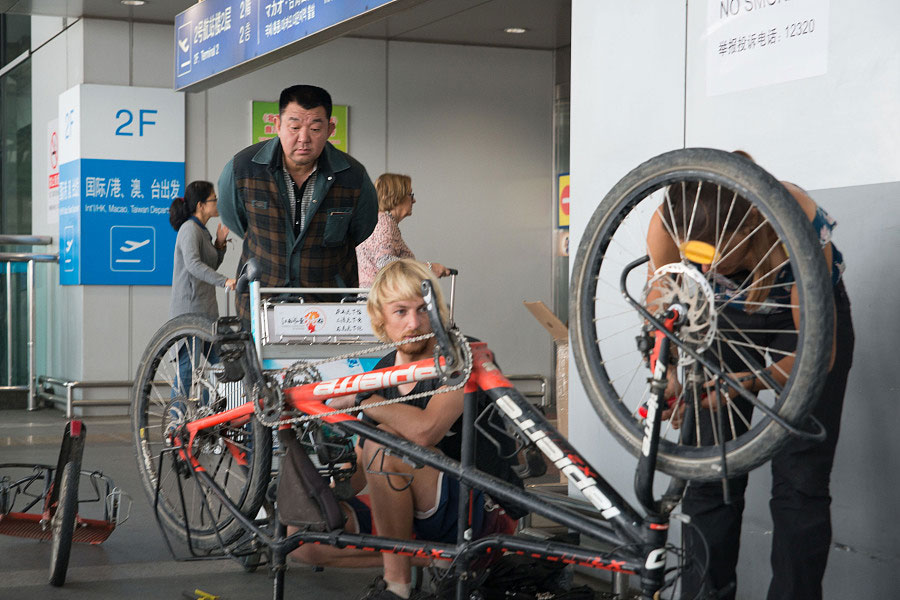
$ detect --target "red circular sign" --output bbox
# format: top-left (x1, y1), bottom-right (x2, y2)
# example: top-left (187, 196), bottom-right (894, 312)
top-left (560, 184), bottom-right (570, 216)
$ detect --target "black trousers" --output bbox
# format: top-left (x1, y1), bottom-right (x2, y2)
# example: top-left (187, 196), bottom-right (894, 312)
top-left (681, 282), bottom-right (854, 600)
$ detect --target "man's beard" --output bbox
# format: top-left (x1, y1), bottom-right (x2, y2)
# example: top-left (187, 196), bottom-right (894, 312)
top-left (395, 333), bottom-right (431, 357)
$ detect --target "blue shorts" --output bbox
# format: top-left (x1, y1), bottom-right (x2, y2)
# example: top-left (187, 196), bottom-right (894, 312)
top-left (346, 474), bottom-right (489, 544)
top-left (413, 473), bottom-right (486, 544)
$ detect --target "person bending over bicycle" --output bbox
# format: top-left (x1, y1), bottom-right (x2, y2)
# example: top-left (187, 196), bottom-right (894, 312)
top-left (290, 259), bottom-right (525, 600)
top-left (646, 151), bottom-right (854, 600)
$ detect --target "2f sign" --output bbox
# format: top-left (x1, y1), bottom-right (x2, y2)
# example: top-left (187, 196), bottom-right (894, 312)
top-left (114, 109), bottom-right (158, 137)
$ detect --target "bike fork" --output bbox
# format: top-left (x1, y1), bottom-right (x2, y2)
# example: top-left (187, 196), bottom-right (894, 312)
top-left (635, 308), bottom-right (686, 598)
top-left (635, 308), bottom-right (682, 514)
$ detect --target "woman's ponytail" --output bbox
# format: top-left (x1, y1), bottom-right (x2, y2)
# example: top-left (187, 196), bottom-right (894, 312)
top-left (168, 180), bottom-right (214, 230)
top-left (169, 197), bottom-right (190, 230)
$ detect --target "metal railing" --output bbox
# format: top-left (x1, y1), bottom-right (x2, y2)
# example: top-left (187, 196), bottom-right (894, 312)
top-left (0, 235), bottom-right (56, 411)
top-left (507, 373), bottom-right (549, 407)
top-left (38, 376), bottom-right (135, 419)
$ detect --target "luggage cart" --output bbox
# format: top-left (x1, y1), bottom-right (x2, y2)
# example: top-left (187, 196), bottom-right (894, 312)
top-left (246, 270), bottom-right (457, 386)
top-left (249, 283), bottom-right (383, 384)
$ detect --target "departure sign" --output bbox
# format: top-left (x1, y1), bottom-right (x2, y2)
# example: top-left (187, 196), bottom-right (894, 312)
top-left (175, 0), bottom-right (399, 90)
top-left (58, 84), bottom-right (185, 285)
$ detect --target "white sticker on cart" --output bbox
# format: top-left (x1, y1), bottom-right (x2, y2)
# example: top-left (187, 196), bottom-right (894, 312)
top-left (273, 304), bottom-right (374, 337)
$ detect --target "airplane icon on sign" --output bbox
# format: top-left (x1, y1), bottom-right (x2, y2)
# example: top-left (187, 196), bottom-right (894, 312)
top-left (111, 226), bottom-right (155, 272)
top-left (176, 22), bottom-right (193, 75)
top-left (120, 239), bottom-right (150, 252)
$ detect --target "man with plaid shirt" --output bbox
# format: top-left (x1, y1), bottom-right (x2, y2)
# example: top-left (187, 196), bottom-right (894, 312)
top-left (218, 85), bottom-right (377, 322)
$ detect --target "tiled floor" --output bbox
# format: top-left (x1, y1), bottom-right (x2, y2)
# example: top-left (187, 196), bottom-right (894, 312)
top-left (0, 407), bottom-right (620, 600)
top-left (0, 408), bottom-right (380, 600)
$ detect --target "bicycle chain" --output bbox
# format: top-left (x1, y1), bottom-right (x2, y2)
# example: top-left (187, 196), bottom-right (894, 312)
top-left (250, 329), bottom-right (474, 429)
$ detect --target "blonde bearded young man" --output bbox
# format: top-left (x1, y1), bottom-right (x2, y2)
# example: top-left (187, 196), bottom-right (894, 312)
top-left (290, 259), bottom-right (523, 600)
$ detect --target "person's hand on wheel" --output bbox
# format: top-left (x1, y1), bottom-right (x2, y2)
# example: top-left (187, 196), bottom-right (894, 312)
top-left (659, 371), bottom-right (683, 424)
top-left (664, 372), bottom-right (756, 428)
top-left (700, 372), bottom-right (755, 409)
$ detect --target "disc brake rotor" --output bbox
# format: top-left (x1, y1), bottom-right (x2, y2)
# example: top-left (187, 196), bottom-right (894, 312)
top-left (641, 261), bottom-right (717, 362)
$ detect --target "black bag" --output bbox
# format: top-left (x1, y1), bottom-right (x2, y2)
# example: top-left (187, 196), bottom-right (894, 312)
top-left (276, 428), bottom-right (345, 531)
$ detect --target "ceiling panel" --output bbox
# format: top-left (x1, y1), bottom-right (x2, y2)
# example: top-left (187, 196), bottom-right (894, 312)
top-left (3, 0), bottom-right (570, 48)
top-left (352, 0), bottom-right (570, 49)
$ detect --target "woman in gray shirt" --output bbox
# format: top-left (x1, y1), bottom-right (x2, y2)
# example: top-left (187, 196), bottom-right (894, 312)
top-left (168, 181), bottom-right (235, 403)
top-left (169, 180), bottom-right (235, 318)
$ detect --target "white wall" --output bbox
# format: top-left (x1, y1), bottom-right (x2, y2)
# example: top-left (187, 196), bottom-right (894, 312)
top-left (568, 0), bottom-right (687, 494)
top-left (569, 0), bottom-right (900, 597)
top-left (385, 42), bottom-right (553, 365)
top-left (30, 27), bottom-right (556, 392)
top-left (684, 1), bottom-right (900, 189)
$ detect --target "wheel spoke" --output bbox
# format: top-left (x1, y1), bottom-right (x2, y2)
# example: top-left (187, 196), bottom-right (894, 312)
top-left (594, 321), bottom-right (642, 345)
top-left (593, 307), bottom-right (641, 323)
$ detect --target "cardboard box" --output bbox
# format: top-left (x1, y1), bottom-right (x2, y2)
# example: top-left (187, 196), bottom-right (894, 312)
top-left (523, 301), bottom-right (568, 438)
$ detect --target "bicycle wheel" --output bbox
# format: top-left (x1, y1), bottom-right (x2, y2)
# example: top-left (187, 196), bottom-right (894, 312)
top-left (571, 148), bottom-right (834, 481)
top-left (49, 461), bottom-right (78, 586)
top-left (132, 314), bottom-right (272, 550)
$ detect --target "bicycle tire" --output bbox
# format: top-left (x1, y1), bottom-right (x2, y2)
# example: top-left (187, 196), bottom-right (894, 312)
top-left (571, 148), bottom-right (834, 481)
top-left (49, 461), bottom-right (78, 587)
top-left (131, 314), bottom-right (272, 550)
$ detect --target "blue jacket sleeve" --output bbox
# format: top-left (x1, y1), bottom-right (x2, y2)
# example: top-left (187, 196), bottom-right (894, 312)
top-left (217, 158), bottom-right (246, 238)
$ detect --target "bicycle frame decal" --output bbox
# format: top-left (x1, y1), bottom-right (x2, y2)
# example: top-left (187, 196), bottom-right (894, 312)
top-left (645, 547), bottom-right (666, 569)
top-left (494, 393), bottom-right (621, 520)
top-left (641, 357), bottom-right (666, 457)
top-left (312, 362), bottom-right (438, 397)
top-left (642, 308), bottom-right (679, 458)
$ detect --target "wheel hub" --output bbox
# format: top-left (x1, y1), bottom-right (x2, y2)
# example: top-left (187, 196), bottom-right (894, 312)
top-left (641, 261), bottom-right (717, 361)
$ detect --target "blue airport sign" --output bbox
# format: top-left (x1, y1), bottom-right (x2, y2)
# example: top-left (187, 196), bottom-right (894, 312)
top-left (59, 159), bottom-right (183, 285)
top-left (175, 0), bottom-right (397, 90)
top-left (58, 84), bottom-right (185, 286)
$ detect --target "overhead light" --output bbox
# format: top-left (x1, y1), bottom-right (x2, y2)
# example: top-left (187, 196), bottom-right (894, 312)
top-left (121, 0), bottom-right (147, 6)
top-left (504, 27), bottom-right (528, 34)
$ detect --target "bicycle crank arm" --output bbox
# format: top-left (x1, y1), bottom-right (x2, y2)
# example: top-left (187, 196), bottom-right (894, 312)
top-left (421, 279), bottom-right (463, 382)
